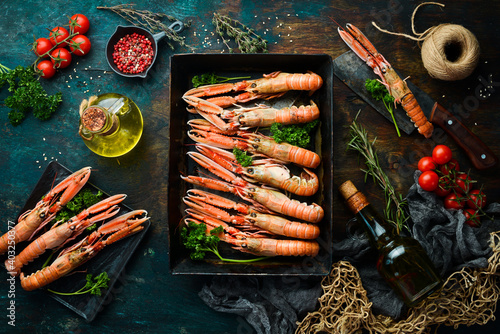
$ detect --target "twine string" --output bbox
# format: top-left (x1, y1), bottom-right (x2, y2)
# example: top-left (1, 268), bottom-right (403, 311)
top-left (370, 2), bottom-right (480, 81)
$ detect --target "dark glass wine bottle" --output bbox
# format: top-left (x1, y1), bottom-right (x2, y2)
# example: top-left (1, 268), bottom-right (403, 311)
top-left (339, 180), bottom-right (442, 307)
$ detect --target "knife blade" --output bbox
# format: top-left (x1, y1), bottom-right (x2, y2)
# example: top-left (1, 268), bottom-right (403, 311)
top-left (334, 51), bottom-right (497, 170)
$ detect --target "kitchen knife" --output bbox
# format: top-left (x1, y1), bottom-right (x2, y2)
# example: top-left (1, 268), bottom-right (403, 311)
top-left (334, 51), bottom-right (497, 170)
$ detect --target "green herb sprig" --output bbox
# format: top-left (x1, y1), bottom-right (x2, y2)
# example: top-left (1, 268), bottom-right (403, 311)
top-left (48, 272), bottom-right (110, 296)
top-left (192, 73), bottom-right (251, 88)
top-left (55, 189), bottom-right (103, 231)
top-left (233, 148), bottom-right (253, 167)
top-left (181, 221), bottom-right (267, 262)
top-left (348, 114), bottom-right (409, 233)
top-left (270, 120), bottom-right (319, 148)
top-left (0, 64), bottom-right (62, 126)
top-left (212, 12), bottom-right (268, 53)
top-left (365, 79), bottom-right (400, 137)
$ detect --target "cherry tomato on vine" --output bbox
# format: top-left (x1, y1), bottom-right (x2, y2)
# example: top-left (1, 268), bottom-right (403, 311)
top-left (467, 189), bottom-right (486, 209)
top-left (51, 48), bottom-right (72, 69)
top-left (37, 60), bottom-right (56, 79)
top-left (33, 37), bottom-right (53, 57)
top-left (69, 14), bottom-right (90, 34)
top-left (418, 156), bottom-right (437, 172)
top-left (454, 173), bottom-right (472, 194)
top-left (418, 170), bottom-right (439, 192)
top-left (432, 145), bottom-right (453, 165)
top-left (434, 176), bottom-right (452, 197)
top-left (439, 158), bottom-right (460, 176)
top-left (49, 26), bottom-right (70, 47)
top-left (69, 35), bottom-right (91, 56)
top-left (444, 193), bottom-right (466, 210)
top-left (463, 208), bottom-right (481, 227)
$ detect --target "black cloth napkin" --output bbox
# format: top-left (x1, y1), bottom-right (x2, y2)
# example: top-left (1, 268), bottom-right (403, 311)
top-left (199, 170), bottom-right (500, 329)
top-left (199, 276), bottom-right (322, 334)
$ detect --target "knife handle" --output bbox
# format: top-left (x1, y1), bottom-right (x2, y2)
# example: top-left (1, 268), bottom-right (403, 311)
top-left (430, 102), bottom-right (498, 170)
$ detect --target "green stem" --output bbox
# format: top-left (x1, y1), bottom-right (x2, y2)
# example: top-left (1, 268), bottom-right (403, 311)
top-left (41, 250), bottom-right (56, 268)
top-left (48, 286), bottom-right (92, 296)
top-left (0, 63), bottom-right (11, 73)
top-left (383, 99), bottom-right (401, 137)
top-left (217, 75), bottom-right (251, 83)
top-left (210, 247), bottom-right (270, 263)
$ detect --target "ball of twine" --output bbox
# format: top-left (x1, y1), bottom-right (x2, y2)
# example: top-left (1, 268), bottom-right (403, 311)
top-left (372, 2), bottom-right (480, 81)
top-left (421, 23), bottom-right (480, 81)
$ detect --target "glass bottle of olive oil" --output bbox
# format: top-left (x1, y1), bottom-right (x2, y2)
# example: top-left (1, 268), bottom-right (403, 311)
top-left (79, 93), bottom-right (143, 157)
top-left (339, 180), bottom-right (442, 307)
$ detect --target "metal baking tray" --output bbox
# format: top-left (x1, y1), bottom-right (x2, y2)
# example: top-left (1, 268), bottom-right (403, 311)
top-left (168, 53), bottom-right (333, 275)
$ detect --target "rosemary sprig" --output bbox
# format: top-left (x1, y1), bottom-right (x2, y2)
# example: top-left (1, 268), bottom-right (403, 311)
top-left (347, 114), bottom-right (409, 233)
top-left (212, 12), bottom-right (268, 53)
top-left (97, 4), bottom-right (194, 51)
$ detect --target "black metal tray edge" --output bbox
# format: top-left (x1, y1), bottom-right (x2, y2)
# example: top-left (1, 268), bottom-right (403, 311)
top-left (14, 161), bottom-right (150, 322)
top-left (167, 53), bottom-right (334, 276)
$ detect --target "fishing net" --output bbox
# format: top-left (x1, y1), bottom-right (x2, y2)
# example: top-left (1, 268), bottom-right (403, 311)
top-left (296, 231), bottom-right (500, 334)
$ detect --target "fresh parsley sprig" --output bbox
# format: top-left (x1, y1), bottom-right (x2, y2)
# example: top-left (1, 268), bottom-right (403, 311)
top-left (192, 73), bottom-right (251, 88)
top-left (48, 272), bottom-right (110, 296)
top-left (270, 120), bottom-right (319, 148)
top-left (365, 79), bottom-right (400, 137)
top-left (0, 64), bottom-right (62, 126)
top-left (181, 221), bottom-right (268, 262)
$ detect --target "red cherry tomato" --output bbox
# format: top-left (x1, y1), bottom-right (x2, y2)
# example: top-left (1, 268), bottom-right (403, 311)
top-left (49, 26), bottom-right (70, 47)
top-left (69, 35), bottom-right (91, 56)
top-left (432, 145), bottom-right (453, 165)
top-left (444, 193), bottom-right (466, 210)
top-left (454, 173), bottom-right (472, 194)
top-left (418, 170), bottom-right (439, 192)
top-left (69, 14), bottom-right (90, 34)
top-left (51, 48), bottom-right (72, 69)
top-left (467, 189), bottom-right (486, 209)
top-left (34, 38), bottom-right (53, 57)
top-left (463, 208), bottom-right (481, 227)
top-left (36, 60), bottom-right (56, 79)
top-left (434, 176), bottom-right (452, 197)
top-left (439, 158), bottom-right (460, 176)
top-left (418, 156), bottom-right (437, 172)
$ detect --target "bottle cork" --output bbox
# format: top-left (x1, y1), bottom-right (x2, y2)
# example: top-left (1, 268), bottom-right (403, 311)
top-left (339, 180), bottom-right (369, 214)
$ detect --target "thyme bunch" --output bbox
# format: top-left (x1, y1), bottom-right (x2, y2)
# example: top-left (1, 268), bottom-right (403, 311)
top-left (347, 115), bottom-right (409, 233)
top-left (97, 4), bottom-right (194, 51)
top-left (212, 12), bottom-right (268, 53)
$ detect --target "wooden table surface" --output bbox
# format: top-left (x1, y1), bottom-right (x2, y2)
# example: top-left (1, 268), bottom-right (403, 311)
top-left (1, 0), bottom-right (499, 333)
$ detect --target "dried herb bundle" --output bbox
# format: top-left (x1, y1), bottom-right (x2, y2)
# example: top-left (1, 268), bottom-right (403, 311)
top-left (97, 4), bottom-right (194, 51)
top-left (213, 12), bottom-right (267, 53)
top-left (347, 115), bottom-right (409, 233)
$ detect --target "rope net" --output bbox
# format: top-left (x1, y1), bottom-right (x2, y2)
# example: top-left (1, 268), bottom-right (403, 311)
top-left (296, 231), bottom-right (500, 334)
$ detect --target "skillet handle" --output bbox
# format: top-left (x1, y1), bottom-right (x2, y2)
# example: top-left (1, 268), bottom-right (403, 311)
top-left (430, 102), bottom-right (498, 170)
top-left (168, 21), bottom-right (184, 33)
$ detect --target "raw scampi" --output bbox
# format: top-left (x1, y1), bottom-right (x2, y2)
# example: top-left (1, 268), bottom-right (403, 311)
top-left (182, 71), bottom-right (324, 259)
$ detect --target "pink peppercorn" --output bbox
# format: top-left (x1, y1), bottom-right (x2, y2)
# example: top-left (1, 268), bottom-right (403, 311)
top-left (112, 33), bottom-right (154, 74)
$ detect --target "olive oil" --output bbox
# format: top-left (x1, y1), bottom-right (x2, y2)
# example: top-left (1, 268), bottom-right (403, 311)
top-left (79, 93), bottom-right (143, 157)
top-left (339, 180), bottom-right (442, 307)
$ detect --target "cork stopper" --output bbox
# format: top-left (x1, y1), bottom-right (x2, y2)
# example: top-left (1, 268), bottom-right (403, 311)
top-left (339, 180), bottom-right (358, 200)
top-left (82, 106), bottom-right (106, 132)
top-left (339, 180), bottom-right (369, 214)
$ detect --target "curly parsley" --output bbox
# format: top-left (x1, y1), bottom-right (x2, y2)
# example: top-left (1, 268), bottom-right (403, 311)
top-left (55, 188), bottom-right (103, 231)
top-left (181, 221), bottom-right (267, 262)
top-left (270, 120), bottom-right (319, 148)
top-left (0, 64), bottom-right (62, 126)
top-left (191, 73), bottom-right (251, 88)
top-left (48, 272), bottom-right (110, 296)
top-left (365, 79), bottom-right (400, 137)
